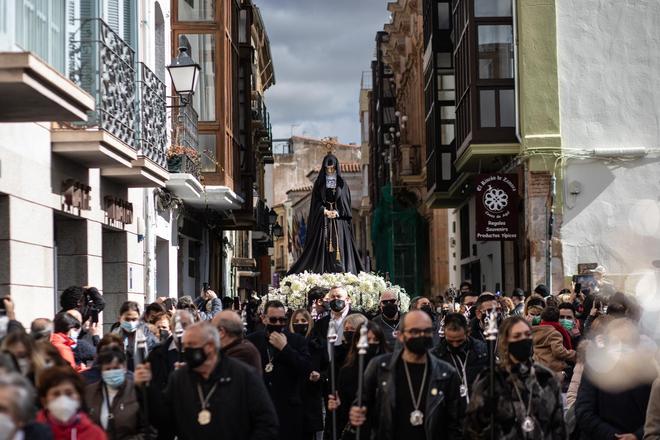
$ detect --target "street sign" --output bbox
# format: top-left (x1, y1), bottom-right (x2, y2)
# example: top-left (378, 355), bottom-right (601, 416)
top-left (475, 174), bottom-right (520, 241)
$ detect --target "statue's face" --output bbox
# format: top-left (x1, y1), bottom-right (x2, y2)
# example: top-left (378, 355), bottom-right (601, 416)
top-left (325, 164), bottom-right (336, 175)
top-left (323, 155), bottom-right (338, 175)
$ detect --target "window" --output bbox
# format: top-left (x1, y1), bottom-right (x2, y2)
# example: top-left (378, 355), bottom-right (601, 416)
top-left (478, 25), bottom-right (514, 79)
top-left (480, 90), bottom-right (496, 127)
top-left (475, 0), bottom-right (512, 17)
top-left (198, 133), bottom-right (217, 172)
top-left (15, 0), bottom-right (66, 73)
top-left (438, 74), bottom-right (455, 101)
top-left (182, 33), bottom-right (216, 121)
top-left (178, 0), bottom-right (214, 21)
top-left (438, 2), bottom-right (451, 29)
top-left (479, 88), bottom-right (515, 128)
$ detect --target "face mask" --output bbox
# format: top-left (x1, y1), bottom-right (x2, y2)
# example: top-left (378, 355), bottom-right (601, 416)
top-left (560, 319), bottom-right (574, 331)
top-left (69, 329), bottom-right (80, 343)
top-left (367, 343), bottom-right (381, 358)
top-left (266, 324), bottom-right (285, 334)
top-left (183, 346), bottom-right (208, 369)
top-left (508, 338), bottom-right (534, 363)
top-left (102, 368), bottom-right (126, 389)
top-left (329, 299), bottom-right (346, 313)
top-left (404, 336), bottom-right (432, 355)
top-left (292, 323), bottom-right (309, 335)
top-left (343, 331), bottom-right (355, 344)
top-left (0, 413), bottom-right (16, 440)
top-left (531, 316), bottom-right (541, 326)
top-left (382, 303), bottom-right (399, 319)
top-left (120, 320), bottom-right (139, 333)
top-left (47, 395), bottom-right (79, 423)
top-left (17, 358), bottom-right (31, 375)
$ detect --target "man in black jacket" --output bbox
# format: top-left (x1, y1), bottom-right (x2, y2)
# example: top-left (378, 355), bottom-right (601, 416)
top-left (349, 310), bottom-right (463, 440)
top-left (154, 321), bottom-right (278, 440)
top-left (431, 313), bottom-right (487, 409)
top-left (248, 300), bottom-right (313, 440)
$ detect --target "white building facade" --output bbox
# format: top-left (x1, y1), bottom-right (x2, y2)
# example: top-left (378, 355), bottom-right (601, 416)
top-left (0, 0), bottom-right (178, 329)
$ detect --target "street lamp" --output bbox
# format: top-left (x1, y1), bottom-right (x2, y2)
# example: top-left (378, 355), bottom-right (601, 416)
top-left (166, 36), bottom-right (201, 108)
top-left (268, 208), bottom-right (278, 226)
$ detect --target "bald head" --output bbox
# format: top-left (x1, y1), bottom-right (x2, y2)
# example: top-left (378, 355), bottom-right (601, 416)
top-left (400, 310), bottom-right (433, 333)
top-left (213, 310), bottom-right (244, 346)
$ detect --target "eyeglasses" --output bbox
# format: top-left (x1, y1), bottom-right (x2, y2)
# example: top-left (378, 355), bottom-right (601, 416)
top-left (381, 299), bottom-right (397, 306)
top-left (404, 327), bottom-right (434, 337)
top-left (267, 317), bottom-right (287, 324)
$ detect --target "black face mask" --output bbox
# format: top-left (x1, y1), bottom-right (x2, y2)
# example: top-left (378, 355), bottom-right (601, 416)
top-left (292, 323), bottom-right (309, 335)
top-left (382, 303), bottom-right (399, 319)
top-left (367, 343), bottom-right (381, 358)
top-left (508, 338), bottom-right (534, 363)
top-left (329, 299), bottom-right (346, 313)
top-left (266, 324), bottom-right (286, 334)
top-left (183, 346), bottom-right (208, 368)
top-left (343, 331), bottom-right (355, 344)
top-left (404, 336), bottom-right (433, 355)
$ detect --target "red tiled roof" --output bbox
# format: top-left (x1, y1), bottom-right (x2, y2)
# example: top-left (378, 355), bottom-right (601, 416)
top-left (287, 184), bottom-right (313, 193)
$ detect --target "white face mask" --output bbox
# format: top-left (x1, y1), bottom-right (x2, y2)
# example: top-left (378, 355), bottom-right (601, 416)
top-left (47, 395), bottom-right (79, 423)
top-left (0, 413), bottom-right (16, 439)
top-left (69, 329), bottom-right (80, 343)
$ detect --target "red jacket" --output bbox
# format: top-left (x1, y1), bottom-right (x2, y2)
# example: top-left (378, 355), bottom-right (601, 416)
top-left (49, 333), bottom-right (78, 371)
top-left (36, 410), bottom-right (106, 440)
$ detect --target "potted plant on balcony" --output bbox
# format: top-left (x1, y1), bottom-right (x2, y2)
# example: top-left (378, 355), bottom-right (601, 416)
top-left (166, 145), bottom-right (202, 180)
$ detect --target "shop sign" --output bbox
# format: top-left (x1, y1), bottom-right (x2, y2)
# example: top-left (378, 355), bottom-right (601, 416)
top-left (104, 196), bottom-right (133, 224)
top-left (475, 174), bottom-right (519, 241)
top-left (61, 179), bottom-right (91, 211)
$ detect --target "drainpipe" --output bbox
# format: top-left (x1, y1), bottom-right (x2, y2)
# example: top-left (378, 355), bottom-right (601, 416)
top-left (512, 0), bottom-right (522, 145)
top-left (546, 174), bottom-right (556, 293)
top-left (143, 189), bottom-right (156, 303)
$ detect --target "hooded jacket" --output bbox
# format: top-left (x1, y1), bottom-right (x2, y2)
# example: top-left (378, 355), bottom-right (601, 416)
top-left (532, 325), bottom-right (576, 373)
top-left (36, 411), bottom-right (107, 440)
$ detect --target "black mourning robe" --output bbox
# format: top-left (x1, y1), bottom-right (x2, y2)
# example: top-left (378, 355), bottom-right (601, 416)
top-left (287, 154), bottom-right (364, 275)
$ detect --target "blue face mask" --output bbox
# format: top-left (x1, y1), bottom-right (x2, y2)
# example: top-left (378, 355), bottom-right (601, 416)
top-left (120, 320), bottom-right (139, 333)
top-left (102, 368), bottom-right (126, 389)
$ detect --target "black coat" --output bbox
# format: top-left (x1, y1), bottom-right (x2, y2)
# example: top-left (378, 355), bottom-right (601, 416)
top-left (146, 337), bottom-right (180, 440)
top-left (247, 330), bottom-right (313, 440)
top-left (153, 353), bottom-right (279, 440)
top-left (302, 334), bottom-right (327, 434)
top-left (431, 336), bottom-right (489, 389)
top-left (358, 349), bottom-right (463, 440)
top-left (575, 376), bottom-right (652, 439)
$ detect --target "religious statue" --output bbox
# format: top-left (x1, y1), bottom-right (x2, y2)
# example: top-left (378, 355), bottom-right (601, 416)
top-left (287, 153), bottom-right (364, 275)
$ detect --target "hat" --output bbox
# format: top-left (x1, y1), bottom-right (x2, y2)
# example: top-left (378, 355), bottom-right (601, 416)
top-left (534, 284), bottom-right (550, 297)
top-left (590, 265), bottom-right (606, 274)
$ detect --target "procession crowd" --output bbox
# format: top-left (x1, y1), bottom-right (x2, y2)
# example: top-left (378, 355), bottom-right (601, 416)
top-left (0, 279), bottom-right (659, 440)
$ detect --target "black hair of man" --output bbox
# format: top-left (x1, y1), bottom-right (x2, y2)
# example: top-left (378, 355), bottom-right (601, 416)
top-left (558, 302), bottom-right (575, 314)
top-left (459, 281), bottom-right (473, 291)
top-left (145, 302), bottom-right (166, 316)
top-left (527, 297), bottom-right (546, 309)
top-left (475, 293), bottom-right (497, 310)
top-left (511, 288), bottom-right (525, 300)
top-left (264, 300), bottom-right (285, 315)
top-left (541, 306), bottom-right (560, 322)
top-left (443, 313), bottom-right (469, 332)
top-left (59, 286), bottom-right (85, 311)
top-left (534, 284), bottom-right (550, 297)
top-left (461, 292), bottom-right (478, 304)
top-left (307, 287), bottom-right (328, 306)
top-left (96, 348), bottom-right (127, 366)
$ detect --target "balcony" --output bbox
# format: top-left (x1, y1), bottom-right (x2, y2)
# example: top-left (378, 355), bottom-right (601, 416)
top-left (399, 144), bottom-right (423, 184)
top-left (166, 147), bottom-right (204, 201)
top-left (0, 52), bottom-right (94, 122)
top-left (251, 92), bottom-right (266, 128)
top-left (51, 18), bottom-right (168, 187)
top-left (173, 100), bottom-right (199, 150)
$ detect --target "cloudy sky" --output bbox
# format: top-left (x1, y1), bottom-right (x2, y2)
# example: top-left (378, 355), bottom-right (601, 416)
top-left (258, 0), bottom-right (390, 145)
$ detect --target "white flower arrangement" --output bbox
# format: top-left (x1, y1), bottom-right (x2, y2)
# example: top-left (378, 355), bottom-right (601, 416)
top-left (263, 271), bottom-right (410, 314)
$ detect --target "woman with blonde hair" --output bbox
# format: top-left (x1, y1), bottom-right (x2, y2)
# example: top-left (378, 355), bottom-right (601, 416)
top-left (1, 331), bottom-right (46, 385)
top-left (465, 316), bottom-right (566, 439)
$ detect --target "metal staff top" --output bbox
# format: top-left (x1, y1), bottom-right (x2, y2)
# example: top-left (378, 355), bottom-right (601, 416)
top-left (357, 325), bottom-right (368, 355)
top-left (484, 308), bottom-right (499, 341)
top-left (328, 320), bottom-right (338, 345)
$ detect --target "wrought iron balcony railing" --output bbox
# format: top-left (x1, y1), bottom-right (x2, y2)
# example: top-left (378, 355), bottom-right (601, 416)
top-left (251, 92), bottom-right (266, 126)
top-left (173, 99), bottom-right (199, 149)
top-left (137, 63), bottom-right (167, 168)
top-left (69, 18), bottom-right (137, 149)
top-left (167, 152), bottom-right (202, 181)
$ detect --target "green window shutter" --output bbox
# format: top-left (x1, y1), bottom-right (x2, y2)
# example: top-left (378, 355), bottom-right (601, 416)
top-left (15, 0), bottom-right (66, 73)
